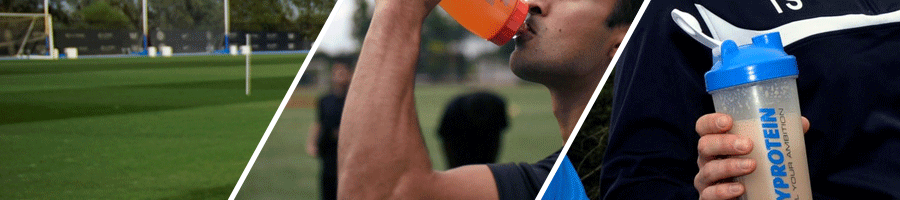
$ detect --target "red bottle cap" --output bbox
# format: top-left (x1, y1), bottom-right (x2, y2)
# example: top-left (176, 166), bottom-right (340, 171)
top-left (488, 0), bottom-right (529, 45)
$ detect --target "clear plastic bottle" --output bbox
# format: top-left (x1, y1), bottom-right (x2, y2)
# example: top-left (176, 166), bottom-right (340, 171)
top-left (705, 32), bottom-right (812, 200)
top-left (439, 0), bottom-right (529, 45)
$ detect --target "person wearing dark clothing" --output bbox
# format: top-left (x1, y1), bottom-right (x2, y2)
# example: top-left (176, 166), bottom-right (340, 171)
top-left (306, 63), bottom-right (351, 200)
top-left (601, 1), bottom-right (900, 199)
top-left (313, 93), bottom-right (344, 200)
top-left (438, 91), bottom-right (509, 168)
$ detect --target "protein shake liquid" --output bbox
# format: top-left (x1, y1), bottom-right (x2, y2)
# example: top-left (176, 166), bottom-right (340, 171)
top-left (705, 32), bottom-right (812, 200)
top-left (439, 0), bottom-right (528, 45)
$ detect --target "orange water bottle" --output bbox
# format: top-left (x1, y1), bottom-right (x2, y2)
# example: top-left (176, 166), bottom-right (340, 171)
top-left (439, 0), bottom-right (529, 45)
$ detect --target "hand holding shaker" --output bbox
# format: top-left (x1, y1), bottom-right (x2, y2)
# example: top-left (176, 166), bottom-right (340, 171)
top-left (439, 0), bottom-right (528, 45)
top-left (670, 9), bottom-right (812, 200)
top-left (705, 33), bottom-right (812, 200)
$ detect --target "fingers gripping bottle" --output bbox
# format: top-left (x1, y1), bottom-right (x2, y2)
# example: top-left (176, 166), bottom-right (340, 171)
top-left (439, 0), bottom-right (529, 45)
top-left (705, 32), bottom-right (812, 200)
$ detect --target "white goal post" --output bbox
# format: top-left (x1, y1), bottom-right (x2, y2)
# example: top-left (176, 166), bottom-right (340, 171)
top-left (0, 12), bottom-right (56, 59)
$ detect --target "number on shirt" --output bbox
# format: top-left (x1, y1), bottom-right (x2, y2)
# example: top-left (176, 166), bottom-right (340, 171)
top-left (770, 0), bottom-right (803, 13)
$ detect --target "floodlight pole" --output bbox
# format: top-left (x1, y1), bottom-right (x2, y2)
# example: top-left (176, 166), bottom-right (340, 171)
top-left (142, 0), bottom-right (148, 53)
top-left (224, 0), bottom-right (230, 50)
top-left (224, 0), bottom-right (229, 34)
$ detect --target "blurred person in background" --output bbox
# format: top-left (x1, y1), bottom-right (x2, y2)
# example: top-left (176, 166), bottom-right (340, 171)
top-left (438, 91), bottom-right (509, 168)
top-left (305, 61), bottom-right (352, 200)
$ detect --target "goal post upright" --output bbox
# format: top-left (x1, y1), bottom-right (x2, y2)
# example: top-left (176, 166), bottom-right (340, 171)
top-left (44, 0), bottom-right (55, 58)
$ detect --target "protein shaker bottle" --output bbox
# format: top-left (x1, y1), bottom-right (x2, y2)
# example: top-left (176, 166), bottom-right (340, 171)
top-left (705, 32), bottom-right (812, 200)
top-left (439, 0), bottom-right (528, 45)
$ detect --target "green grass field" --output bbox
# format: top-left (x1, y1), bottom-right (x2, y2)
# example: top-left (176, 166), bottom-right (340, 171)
top-left (236, 84), bottom-right (564, 199)
top-left (0, 54), bottom-right (304, 199)
top-left (0, 55), bottom-right (563, 199)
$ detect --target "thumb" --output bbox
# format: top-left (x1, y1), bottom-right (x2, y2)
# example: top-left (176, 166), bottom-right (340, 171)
top-left (801, 117), bottom-right (810, 134)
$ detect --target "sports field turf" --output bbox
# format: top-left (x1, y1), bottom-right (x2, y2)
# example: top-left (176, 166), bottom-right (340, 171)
top-left (237, 84), bottom-right (564, 199)
top-left (0, 54), bottom-right (563, 199)
top-left (0, 54), bottom-right (304, 199)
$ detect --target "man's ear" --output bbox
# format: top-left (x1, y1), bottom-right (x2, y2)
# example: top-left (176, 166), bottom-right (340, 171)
top-left (607, 25), bottom-right (629, 60)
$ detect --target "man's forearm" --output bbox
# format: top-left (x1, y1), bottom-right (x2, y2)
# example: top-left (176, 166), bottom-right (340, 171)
top-left (337, 3), bottom-right (435, 199)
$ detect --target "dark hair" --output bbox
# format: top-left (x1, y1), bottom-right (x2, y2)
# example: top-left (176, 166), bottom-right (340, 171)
top-left (606, 0), bottom-right (642, 28)
top-left (438, 91), bottom-right (509, 168)
top-left (330, 53), bottom-right (359, 71)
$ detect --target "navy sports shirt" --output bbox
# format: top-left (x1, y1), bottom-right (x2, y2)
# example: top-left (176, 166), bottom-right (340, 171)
top-left (488, 150), bottom-right (560, 200)
top-left (601, 1), bottom-right (900, 199)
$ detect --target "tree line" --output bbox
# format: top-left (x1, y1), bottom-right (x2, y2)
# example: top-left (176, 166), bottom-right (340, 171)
top-left (1, 0), bottom-right (334, 39)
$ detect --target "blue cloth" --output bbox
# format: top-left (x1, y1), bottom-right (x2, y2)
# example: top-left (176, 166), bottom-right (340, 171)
top-left (541, 156), bottom-right (589, 200)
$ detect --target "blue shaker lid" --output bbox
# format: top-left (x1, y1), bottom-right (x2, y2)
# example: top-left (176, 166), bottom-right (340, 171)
top-left (705, 32), bottom-right (798, 92)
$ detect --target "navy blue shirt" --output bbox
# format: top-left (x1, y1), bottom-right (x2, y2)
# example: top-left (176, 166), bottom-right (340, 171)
top-left (601, 1), bottom-right (900, 199)
top-left (489, 150), bottom-right (560, 200)
top-left (317, 93), bottom-right (344, 160)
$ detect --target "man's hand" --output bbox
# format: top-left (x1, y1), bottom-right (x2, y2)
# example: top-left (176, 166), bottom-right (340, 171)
top-left (305, 143), bottom-right (318, 157)
top-left (693, 113), bottom-right (810, 200)
top-left (306, 122), bottom-right (320, 157)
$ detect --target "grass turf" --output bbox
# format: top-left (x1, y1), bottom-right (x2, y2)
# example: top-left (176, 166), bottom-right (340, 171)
top-left (0, 54), bottom-right (304, 199)
top-left (0, 55), bottom-right (564, 199)
top-left (236, 84), bottom-right (564, 199)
